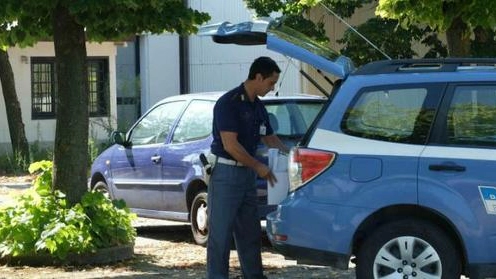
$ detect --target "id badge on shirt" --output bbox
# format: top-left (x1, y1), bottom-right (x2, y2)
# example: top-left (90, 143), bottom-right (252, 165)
top-left (259, 124), bottom-right (267, 136)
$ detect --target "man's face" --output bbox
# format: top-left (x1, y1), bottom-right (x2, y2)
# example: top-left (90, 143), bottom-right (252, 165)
top-left (256, 72), bottom-right (280, 96)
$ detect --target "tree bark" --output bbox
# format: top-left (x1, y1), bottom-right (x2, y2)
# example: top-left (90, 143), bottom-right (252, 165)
top-left (0, 49), bottom-right (30, 169)
top-left (445, 16), bottom-right (471, 57)
top-left (52, 4), bottom-right (89, 205)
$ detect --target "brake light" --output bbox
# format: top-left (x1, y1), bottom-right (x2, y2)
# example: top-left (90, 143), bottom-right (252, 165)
top-left (288, 147), bottom-right (336, 192)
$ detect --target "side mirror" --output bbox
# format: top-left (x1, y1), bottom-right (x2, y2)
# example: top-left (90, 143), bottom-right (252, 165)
top-left (111, 131), bottom-right (128, 146)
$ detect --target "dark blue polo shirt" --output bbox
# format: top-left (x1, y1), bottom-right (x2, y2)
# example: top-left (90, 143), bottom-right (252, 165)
top-left (211, 83), bottom-right (273, 160)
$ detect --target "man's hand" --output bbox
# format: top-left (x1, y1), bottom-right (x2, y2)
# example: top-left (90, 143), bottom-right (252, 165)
top-left (255, 163), bottom-right (278, 187)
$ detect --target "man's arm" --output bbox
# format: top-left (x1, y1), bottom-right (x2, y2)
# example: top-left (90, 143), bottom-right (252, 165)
top-left (261, 134), bottom-right (290, 154)
top-left (220, 131), bottom-right (277, 186)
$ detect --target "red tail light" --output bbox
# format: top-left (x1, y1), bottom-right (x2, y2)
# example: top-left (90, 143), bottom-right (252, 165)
top-left (288, 147), bottom-right (336, 192)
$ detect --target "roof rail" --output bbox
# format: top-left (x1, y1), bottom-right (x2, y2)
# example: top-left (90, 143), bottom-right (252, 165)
top-left (353, 58), bottom-right (496, 75)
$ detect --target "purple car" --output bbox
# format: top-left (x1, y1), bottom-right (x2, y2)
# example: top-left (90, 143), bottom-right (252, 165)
top-left (89, 91), bottom-right (324, 245)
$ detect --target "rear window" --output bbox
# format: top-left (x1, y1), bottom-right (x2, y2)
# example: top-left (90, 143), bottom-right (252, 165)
top-left (342, 87), bottom-right (429, 144)
top-left (446, 85), bottom-right (496, 147)
top-left (265, 101), bottom-right (324, 138)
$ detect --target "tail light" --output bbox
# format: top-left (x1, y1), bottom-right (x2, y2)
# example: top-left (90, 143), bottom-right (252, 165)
top-left (288, 147), bottom-right (336, 192)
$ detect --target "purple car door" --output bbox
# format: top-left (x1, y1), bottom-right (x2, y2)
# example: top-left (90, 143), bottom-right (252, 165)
top-left (110, 100), bottom-right (186, 211)
top-left (159, 99), bottom-right (215, 213)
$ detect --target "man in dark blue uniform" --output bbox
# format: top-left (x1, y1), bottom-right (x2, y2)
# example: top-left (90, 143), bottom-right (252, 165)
top-left (207, 56), bottom-right (289, 279)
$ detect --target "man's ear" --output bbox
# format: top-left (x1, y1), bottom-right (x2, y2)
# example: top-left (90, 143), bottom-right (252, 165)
top-left (255, 73), bottom-right (263, 81)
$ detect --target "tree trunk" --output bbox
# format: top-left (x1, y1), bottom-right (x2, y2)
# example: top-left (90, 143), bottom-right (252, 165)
top-left (52, 4), bottom-right (89, 205)
top-left (445, 16), bottom-right (471, 57)
top-left (472, 26), bottom-right (495, 57)
top-left (0, 49), bottom-right (30, 169)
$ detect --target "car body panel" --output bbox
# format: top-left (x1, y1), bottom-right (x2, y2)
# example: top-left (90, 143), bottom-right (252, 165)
top-left (419, 146), bottom-right (496, 263)
top-left (109, 143), bottom-right (165, 210)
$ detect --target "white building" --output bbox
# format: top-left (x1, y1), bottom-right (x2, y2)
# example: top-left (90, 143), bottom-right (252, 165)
top-left (0, 42), bottom-right (118, 153)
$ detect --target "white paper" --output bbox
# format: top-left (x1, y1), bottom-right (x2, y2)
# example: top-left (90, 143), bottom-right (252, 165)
top-left (267, 148), bottom-right (289, 205)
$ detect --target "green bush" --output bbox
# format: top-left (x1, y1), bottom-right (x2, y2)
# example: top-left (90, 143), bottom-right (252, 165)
top-left (0, 161), bottom-right (136, 260)
top-left (29, 141), bottom-right (53, 163)
top-left (0, 141), bottom-right (53, 175)
top-left (0, 152), bottom-right (28, 175)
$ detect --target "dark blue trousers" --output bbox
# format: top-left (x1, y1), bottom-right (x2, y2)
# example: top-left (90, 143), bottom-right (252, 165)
top-left (206, 163), bottom-right (264, 279)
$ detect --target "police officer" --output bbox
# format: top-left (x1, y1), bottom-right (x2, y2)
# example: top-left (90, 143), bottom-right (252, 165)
top-left (207, 56), bottom-right (289, 279)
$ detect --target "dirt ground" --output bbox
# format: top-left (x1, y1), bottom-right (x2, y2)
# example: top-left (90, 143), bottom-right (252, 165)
top-left (0, 180), bottom-right (356, 279)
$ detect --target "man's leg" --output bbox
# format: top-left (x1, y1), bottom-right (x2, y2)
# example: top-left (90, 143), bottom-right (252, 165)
top-left (207, 164), bottom-right (243, 279)
top-left (233, 169), bottom-right (264, 279)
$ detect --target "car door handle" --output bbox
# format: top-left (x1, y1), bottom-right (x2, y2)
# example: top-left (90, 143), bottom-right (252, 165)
top-left (151, 155), bottom-right (161, 164)
top-left (428, 163), bottom-right (465, 172)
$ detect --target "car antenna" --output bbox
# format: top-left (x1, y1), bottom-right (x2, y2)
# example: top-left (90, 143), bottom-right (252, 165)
top-left (320, 3), bottom-right (392, 60)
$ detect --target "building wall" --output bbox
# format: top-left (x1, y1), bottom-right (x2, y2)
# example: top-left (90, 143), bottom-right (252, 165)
top-left (0, 42), bottom-right (117, 153)
top-left (188, 0), bottom-right (302, 95)
top-left (139, 34), bottom-right (181, 112)
top-left (116, 39), bottom-right (140, 131)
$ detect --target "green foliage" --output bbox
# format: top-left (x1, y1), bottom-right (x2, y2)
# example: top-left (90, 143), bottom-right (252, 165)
top-left (244, 0), bottom-right (329, 43)
top-left (72, 0), bottom-right (210, 41)
top-left (80, 191), bottom-right (136, 248)
top-left (245, 0), bottom-right (436, 63)
top-left (0, 142), bottom-right (53, 176)
top-left (377, 0), bottom-right (496, 56)
top-left (338, 18), bottom-right (448, 66)
top-left (0, 161), bottom-right (136, 260)
top-left (471, 27), bottom-right (496, 58)
top-left (0, 1), bottom-right (210, 47)
top-left (377, 0), bottom-right (496, 31)
top-left (0, 141), bottom-right (53, 175)
top-left (0, 152), bottom-right (27, 175)
top-left (245, 0), bottom-right (373, 18)
top-left (338, 18), bottom-right (419, 65)
top-left (319, 0), bottom-right (374, 18)
top-left (245, 0), bottom-right (374, 44)
top-left (29, 141), bottom-right (53, 163)
top-left (88, 137), bottom-right (113, 166)
top-left (28, 160), bottom-right (53, 194)
top-left (88, 138), bottom-right (100, 166)
top-left (245, 0), bottom-right (495, 61)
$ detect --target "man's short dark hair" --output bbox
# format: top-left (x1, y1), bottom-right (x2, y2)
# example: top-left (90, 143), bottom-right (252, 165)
top-left (247, 56), bottom-right (281, 80)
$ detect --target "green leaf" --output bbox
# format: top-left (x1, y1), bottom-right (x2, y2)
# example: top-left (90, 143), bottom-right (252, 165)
top-left (0, 160), bottom-right (135, 258)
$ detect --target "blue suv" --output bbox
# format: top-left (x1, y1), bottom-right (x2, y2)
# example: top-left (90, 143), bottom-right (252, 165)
top-left (201, 19), bottom-right (496, 278)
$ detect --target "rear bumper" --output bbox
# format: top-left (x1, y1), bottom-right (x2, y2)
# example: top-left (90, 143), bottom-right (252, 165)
top-left (266, 210), bottom-right (350, 270)
top-left (468, 264), bottom-right (496, 279)
top-left (269, 236), bottom-right (350, 269)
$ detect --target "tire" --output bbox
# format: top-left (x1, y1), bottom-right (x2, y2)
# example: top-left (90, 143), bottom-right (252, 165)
top-left (93, 181), bottom-right (112, 199)
top-left (190, 191), bottom-right (208, 246)
top-left (356, 219), bottom-right (461, 279)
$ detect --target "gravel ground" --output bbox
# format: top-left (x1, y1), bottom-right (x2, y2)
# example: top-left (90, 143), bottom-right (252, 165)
top-left (0, 218), bottom-right (356, 279)
top-left (0, 182), bottom-right (356, 279)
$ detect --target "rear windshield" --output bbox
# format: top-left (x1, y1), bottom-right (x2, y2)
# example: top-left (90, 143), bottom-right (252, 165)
top-left (269, 22), bottom-right (340, 61)
top-left (265, 101), bottom-right (324, 138)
